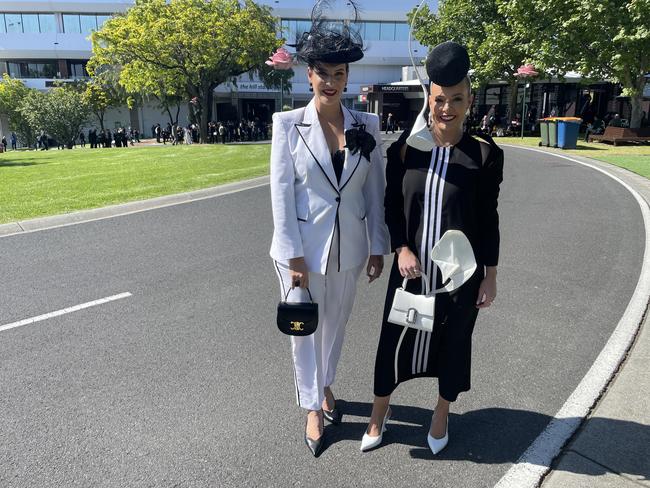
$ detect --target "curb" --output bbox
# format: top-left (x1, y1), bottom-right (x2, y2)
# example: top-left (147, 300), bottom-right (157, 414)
top-left (494, 145), bottom-right (650, 488)
top-left (0, 175), bottom-right (270, 238)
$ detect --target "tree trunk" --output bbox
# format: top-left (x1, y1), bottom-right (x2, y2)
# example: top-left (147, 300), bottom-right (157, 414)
top-left (198, 89), bottom-right (210, 144)
top-left (164, 106), bottom-right (174, 127)
top-left (628, 75), bottom-right (645, 129)
top-left (174, 103), bottom-right (180, 126)
top-left (508, 77), bottom-right (519, 124)
top-left (98, 111), bottom-right (105, 132)
top-left (206, 89), bottom-right (214, 126)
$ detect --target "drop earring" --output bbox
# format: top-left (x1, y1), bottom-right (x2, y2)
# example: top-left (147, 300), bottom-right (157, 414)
top-left (344, 86), bottom-right (348, 92)
top-left (309, 83), bottom-right (313, 92)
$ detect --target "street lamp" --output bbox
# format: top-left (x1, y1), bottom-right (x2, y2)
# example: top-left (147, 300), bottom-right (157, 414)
top-left (515, 64), bottom-right (538, 138)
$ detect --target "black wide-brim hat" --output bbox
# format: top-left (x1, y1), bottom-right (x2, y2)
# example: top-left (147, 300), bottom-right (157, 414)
top-left (293, 1), bottom-right (365, 65)
top-left (294, 31), bottom-right (364, 64)
top-left (426, 41), bottom-right (470, 87)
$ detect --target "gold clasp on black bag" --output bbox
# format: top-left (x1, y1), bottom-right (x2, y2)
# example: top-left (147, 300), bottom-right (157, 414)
top-left (290, 321), bottom-right (305, 332)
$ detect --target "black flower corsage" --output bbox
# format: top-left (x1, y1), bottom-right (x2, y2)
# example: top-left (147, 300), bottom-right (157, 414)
top-left (345, 125), bottom-right (376, 161)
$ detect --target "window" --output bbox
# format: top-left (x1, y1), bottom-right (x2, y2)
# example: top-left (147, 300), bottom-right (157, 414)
top-left (69, 61), bottom-right (88, 78)
top-left (1, 13), bottom-right (58, 33)
top-left (80, 14), bottom-right (97, 33)
top-left (38, 13), bottom-right (57, 33)
top-left (7, 60), bottom-right (58, 78)
top-left (379, 22), bottom-right (395, 41)
top-left (364, 22), bottom-right (380, 41)
top-left (395, 22), bottom-right (409, 41)
top-left (281, 19), bottom-right (296, 42)
top-left (96, 15), bottom-right (110, 27)
top-left (4, 13), bottom-right (22, 33)
top-left (21, 14), bottom-right (39, 33)
top-left (63, 14), bottom-right (81, 33)
top-left (296, 20), bottom-right (311, 38)
top-left (7, 62), bottom-right (21, 77)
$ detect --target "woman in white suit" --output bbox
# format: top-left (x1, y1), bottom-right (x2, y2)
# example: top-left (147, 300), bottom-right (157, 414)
top-left (270, 1), bottom-right (390, 457)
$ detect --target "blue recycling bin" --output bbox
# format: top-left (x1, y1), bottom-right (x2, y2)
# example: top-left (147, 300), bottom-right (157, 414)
top-left (557, 118), bottom-right (582, 149)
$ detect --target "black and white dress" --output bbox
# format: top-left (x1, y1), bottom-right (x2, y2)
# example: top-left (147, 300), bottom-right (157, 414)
top-left (373, 129), bottom-right (503, 402)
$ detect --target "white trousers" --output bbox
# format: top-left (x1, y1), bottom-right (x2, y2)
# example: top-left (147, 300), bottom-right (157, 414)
top-left (274, 248), bottom-right (363, 411)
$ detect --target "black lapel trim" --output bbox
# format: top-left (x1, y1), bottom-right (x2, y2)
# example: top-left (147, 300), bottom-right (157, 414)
top-left (294, 123), bottom-right (339, 194)
top-left (344, 106), bottom-right (360, 126)
top-left (338, 152), bottom-right (363, 192)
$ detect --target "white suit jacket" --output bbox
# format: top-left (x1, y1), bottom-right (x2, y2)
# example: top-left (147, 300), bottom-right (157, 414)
top-left (270, 99), bottom-right (390, 274)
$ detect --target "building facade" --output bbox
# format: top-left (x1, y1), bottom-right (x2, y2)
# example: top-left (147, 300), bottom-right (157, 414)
top-left (0, 0), bottom-right (428, 138)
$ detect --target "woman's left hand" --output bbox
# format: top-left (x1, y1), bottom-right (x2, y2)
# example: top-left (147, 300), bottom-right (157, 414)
top-left (476, 266), bottom-right (497, 309)
top-left (367, 255), bottom-right (384, 283)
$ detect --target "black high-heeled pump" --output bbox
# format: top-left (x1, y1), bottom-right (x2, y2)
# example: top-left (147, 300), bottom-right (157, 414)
top-left (322, 405), bottom-right (342, 425)
top-left (304, 416), bottom-right (324, 457)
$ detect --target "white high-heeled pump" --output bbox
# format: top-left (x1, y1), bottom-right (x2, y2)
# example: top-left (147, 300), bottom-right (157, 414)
top-left (360, 408), bottom-right (391, 452)
top-left (427, 413), bottom-right (449, 455)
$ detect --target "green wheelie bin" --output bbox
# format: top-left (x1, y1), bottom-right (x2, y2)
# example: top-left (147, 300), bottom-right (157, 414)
top-left (547, 118), bottom-right (558, 148)
top-left (539, 119), bottom-right (549, 146)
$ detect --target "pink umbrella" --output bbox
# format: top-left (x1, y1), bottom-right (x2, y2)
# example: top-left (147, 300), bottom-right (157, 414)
top-left (515, 64), bottom-right (539, 77)
top-left (266, 47), bottom-right (293, 70)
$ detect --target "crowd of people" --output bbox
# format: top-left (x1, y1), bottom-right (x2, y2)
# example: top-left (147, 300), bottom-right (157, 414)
top-left (150, 119), bottom-right (270, 145)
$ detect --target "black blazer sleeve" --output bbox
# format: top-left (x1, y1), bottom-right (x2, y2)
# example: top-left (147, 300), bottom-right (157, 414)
top-left (477, 142), bottom-right (504, 266)
top-left (384, 130), bottom-right (410, 252)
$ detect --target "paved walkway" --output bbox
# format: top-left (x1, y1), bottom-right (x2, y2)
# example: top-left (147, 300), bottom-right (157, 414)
top-left (538, 150), bottom-right (650, 488)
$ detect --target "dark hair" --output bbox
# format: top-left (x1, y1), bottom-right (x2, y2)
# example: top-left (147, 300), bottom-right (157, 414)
top-left (308, 62), bottom-right (350, 73)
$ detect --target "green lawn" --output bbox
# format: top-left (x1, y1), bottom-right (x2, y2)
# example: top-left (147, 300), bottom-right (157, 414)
top-left (0, 144), bottom-right (271, 224)
top-left (499, 137), bottom-right (650, 179)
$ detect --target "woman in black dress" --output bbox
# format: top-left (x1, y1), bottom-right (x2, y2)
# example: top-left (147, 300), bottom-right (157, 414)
top-left (361, 42), bottom-right (504, 454)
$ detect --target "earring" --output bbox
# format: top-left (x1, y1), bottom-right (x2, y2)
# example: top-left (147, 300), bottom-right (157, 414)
top-left (344, 86), bottom-right (348, 92)
top-left (309, 83), bottom-right (313, 92)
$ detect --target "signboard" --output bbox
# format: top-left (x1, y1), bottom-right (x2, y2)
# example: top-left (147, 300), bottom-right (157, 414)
top-left (380, 85), bottom-right (410, 92)
top-left (235, 82), bottom-right (271, 92)
top-left (644, 82), bottom-right (650, 98)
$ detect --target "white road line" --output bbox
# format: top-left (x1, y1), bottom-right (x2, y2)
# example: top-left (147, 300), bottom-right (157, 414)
top-left (495, 146), bottom-right (650, 488)
top-left (0, 292), bottom-right (133, 333)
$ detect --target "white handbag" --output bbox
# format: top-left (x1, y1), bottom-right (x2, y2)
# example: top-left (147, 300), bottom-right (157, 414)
top-left (388, 272), bottom-right (435, 332)
top-left (387, 230), bottom-right (478, 333)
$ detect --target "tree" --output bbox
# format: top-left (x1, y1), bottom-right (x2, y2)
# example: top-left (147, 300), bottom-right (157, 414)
top-left (19, 85), bottom-right (90, 149)
top-left (0, 74), bottom-right (37, 147)
top-left (412, 0), bottom-right (539, 120)
top-left (89, 0), bottom-right (281, 142)
top-left (507, 0), bottom-right (650, 128)
top-left (82, 66), bottom-right (127, 131)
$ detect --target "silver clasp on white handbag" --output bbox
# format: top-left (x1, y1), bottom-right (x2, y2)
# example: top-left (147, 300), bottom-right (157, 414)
top-left (406, 308), bottom-right (418, 324)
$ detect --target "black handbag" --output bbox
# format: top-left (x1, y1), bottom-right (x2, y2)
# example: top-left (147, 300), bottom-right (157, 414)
top-left (277, 288), bottom-right (318, 336)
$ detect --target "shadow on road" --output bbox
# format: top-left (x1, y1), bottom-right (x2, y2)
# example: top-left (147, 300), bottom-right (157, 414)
top-left (320, 401), bottom-right (649, 481)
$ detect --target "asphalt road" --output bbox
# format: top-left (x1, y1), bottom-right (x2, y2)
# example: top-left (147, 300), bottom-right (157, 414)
top-left (0, 142), bottom-right (644, 487)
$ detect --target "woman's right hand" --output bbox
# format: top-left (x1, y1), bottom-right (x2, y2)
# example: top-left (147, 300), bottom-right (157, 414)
top-left (396, 246), bottom-right (421, 279)
top-left (288, 257), bottom-right (309, 289)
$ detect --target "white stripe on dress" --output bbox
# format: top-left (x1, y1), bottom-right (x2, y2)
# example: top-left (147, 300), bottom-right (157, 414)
top-left (413, 147), bottom-right (445, 374)
top-left (422, 147), bottom-right (451, 372)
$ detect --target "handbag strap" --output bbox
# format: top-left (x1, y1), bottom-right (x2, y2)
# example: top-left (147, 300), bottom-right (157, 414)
top-left (400, 271), bottom-right (431, 295)
top-left (283, 286), bottom-right (314, 303)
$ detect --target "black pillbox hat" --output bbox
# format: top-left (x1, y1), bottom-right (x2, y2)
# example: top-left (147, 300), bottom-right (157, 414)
top-left (426, 41), bottom-right (470, 87)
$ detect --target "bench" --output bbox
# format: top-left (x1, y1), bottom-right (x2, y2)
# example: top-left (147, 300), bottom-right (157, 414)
top-left (589, 126), bottom-right (650, 145)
